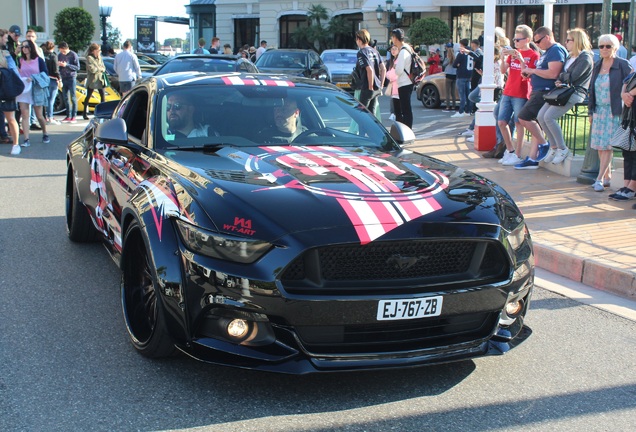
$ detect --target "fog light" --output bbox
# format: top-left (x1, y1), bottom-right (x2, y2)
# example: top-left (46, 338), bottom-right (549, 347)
top-left (505, 300), bottom-right (523, 317)
top-left (227, 319), bottom-right (249, 339)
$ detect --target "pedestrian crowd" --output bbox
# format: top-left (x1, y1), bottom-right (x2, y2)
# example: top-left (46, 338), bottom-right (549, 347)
top-left (350, 24), bottom-right (636, 201)
top-left (0, 24), bottom-right (139, 156)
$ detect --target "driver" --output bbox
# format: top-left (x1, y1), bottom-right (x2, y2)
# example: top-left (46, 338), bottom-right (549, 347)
top-left (256, 98), bottom-right (307, 144)
top-left (166, 93), bottom-right (216, 139)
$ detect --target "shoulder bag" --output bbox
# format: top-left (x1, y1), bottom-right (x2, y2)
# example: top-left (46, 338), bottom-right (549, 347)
top-left (543, 85), bottom-right (575, 106)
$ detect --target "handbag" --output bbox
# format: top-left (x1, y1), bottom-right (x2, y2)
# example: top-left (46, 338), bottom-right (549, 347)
top-left (384, 81), bottom-right (393, 96)
top-left (543, 85), bottom-right (575, 106)
top-left (102, 72), bottom-right (110, 88)
top-left (0, 67), bottom-right (26, 100)
top-left (611, 107), bottom-right (636, 151)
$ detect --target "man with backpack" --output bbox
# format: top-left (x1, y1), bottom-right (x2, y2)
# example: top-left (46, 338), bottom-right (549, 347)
top-left (391, 28), bottom-right (415, 128)
top-left (354, 29), bottom-right (386, 121)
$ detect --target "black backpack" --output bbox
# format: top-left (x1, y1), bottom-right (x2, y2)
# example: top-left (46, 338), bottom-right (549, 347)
top-left (0, 67), bottom-right (25, 100)
top-left (194, 47), bottom-right (204, 54)
top-left (401, 46), bottom-right (427, 83)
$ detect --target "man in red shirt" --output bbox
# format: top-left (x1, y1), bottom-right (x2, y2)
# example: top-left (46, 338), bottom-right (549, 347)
top-left (496, 25), bottom-right (539, 166)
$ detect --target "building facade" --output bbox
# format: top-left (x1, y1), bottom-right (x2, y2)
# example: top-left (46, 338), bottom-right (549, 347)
top-left (187, 0), bottom-right (633, 53)
top-left (6, 0), bottom-right (102, 45)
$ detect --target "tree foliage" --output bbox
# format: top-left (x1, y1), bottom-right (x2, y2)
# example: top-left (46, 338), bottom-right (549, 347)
top-left (106, 23), bottom-right (122, 49)
top-left (290, 5), bottom-right (354, 51)
top-left (53, 7), bottom-right (95, 53)
top-left (408, 17), bottom-right (450, 47)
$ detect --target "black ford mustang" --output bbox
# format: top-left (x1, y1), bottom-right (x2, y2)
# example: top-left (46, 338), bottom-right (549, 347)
top-left (65, 72), bottom-right (534, 374)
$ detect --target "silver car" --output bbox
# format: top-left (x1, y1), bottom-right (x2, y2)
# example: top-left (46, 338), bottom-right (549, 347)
top-left (320, 49), bottom-right (358, 92)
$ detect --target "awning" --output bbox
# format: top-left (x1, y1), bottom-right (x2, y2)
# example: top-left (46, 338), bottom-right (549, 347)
top-left (361, 0), bottom-right (440, 13)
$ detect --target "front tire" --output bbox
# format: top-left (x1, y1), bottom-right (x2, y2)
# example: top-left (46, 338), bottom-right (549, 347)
top-left (66, 167), bottom-right (99, 242)
top-left (420, 84), bottom-right (441, 109)
top-left (121, 221), bottom-right (176, 358)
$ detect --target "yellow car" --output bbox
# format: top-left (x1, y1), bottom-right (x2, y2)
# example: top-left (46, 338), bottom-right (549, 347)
top-left (54, 81), bottom-right (120, 115)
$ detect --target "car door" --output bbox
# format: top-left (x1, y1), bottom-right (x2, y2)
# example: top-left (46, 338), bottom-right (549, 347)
top-left (102, 87), bottom-right (157, 252)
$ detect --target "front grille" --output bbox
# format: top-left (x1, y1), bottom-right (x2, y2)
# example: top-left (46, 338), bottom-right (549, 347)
top-left (295, 311), bottom-right (498, 354)
top-left (281, 240), bottom-right (509, 295)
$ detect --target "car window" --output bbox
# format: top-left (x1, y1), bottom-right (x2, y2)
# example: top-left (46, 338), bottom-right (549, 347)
top-left (156, 58), bottom-right (239, 75)
top-left (322, 52), bottom-right (357, 64)
top-left (258, 52), bottom-right (305, 69)
top-left (155, 85), bottom-right (394, 150)
top-left (120, 89), bottom-right (148, 143)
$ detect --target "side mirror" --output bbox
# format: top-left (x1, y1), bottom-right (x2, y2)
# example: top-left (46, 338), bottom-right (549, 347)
top-left (390, 122), bottom-right (416, 146)
top-left (96, 118), bottom-right (129, 145)
top-left (94, 100), bottom-right (119, 119)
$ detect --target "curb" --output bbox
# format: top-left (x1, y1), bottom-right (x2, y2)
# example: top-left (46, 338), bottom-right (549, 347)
top-left (534, 243), bottom-right (636, 300)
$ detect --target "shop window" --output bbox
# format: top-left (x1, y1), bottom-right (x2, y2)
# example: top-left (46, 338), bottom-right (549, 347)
top-left (279, 15), bottom-right (309, 48)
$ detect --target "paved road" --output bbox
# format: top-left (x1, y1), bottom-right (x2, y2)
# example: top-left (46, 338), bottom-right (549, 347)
top-left (1, 118), bottom-right (635, 431)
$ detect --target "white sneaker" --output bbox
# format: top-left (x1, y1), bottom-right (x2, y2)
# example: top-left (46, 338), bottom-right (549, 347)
top-left (466, 136), bottom-right (475, 143)
top-left (551, 148), bottom-right (570, 164)
top-left (502, 153), bottom-right (523, 166)
top-left (542, 148), bottom-right (557, 164)
top-left (459, 129), bottom-right (474, 136)
top-left (389, 113), bottom-right (396, 121)
top-left (451, 112), bottom-right (465, 118)
top-left (47, 118), bottom-right (61, 125)
top-left (10, 144), bottom-right (21, 155)
top-left (498, 150), bottom-right (512, 164)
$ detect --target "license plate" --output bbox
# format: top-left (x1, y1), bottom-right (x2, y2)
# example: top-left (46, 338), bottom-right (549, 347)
top-left (377, 296), bottom-right (443, 321)
top-left (336, 82), bottom-right (350, 88)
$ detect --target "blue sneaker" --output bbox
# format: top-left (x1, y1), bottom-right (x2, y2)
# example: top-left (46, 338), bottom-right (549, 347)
top-left (536, 143), bottom-right (550, 161)
top-left (514, 157), bottom-right (539, 170)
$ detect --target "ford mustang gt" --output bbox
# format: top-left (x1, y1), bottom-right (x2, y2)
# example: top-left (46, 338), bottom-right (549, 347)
top-left (65, 72), bottom-right (534, 374)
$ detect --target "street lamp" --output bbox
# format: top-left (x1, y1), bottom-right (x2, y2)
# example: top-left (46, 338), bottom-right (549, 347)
top-left (376, 1), bottom-right (404, 41)
top-left (99, 5), bottom-right (113, 56)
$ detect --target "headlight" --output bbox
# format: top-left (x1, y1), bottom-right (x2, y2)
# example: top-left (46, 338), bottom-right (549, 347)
top-left (507, 222), bottom-right (528, 251)
top-left (77, 87), bottom-right (86, 95)
top-left (175, 219), bottom-right (272, 263)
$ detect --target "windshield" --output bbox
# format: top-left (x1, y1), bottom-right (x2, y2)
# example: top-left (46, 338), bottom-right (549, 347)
top-left (154, 84), bottom-right (396, 151)
top-left (256, 52), bottom-right (307, 69)
top-left (156, 58), bottom-right (238, 75)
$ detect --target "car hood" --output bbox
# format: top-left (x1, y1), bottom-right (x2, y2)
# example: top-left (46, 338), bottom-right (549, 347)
top-left (164, 145), bottom-right (515, 245)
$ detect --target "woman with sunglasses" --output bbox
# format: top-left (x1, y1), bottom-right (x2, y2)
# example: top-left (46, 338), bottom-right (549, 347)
top-left (537, 28), bottom-right (593, 165)
top-left (588, 34), bottom-right (633, 193)
top-left (16, 39), bottom-right (49, 148)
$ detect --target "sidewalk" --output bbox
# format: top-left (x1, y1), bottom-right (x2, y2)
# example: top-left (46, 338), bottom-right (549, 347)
top-left (408, 114), bottom-right (636, 300)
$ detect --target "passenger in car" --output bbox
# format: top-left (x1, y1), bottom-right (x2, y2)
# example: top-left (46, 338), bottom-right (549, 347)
top-left (166, 93), bottom-right (217, 139)
top-left (256, 98), bottom-right (307, 143)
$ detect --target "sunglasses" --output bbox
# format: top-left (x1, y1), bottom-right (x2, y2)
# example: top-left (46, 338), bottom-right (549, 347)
top-left (566, 38), bottom-right (574, 42)
top-left (21, 45), bottom-right (29, 48)
top-left (513, 38), bottom-right (526, 42)
top-left (598, 44), bottom-right (613, 49)
top-left (534, 35), bottom-right (547, 44)
top-left (166, 102), bottom-right (189, 111)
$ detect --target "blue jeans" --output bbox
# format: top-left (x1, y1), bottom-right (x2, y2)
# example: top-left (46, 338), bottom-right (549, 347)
top-left (47, 79), bottom-right (59, 119)
top-left (457, 78), bottom-right (471, 114)
top-left (493, 101), bottom-right (515, 143)
top-left (467, 87), bottom-right (481, 130)
top-left (62, 77), bottom-right (77, 118)
top-left (497, 95), bottom-right (527, 125)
